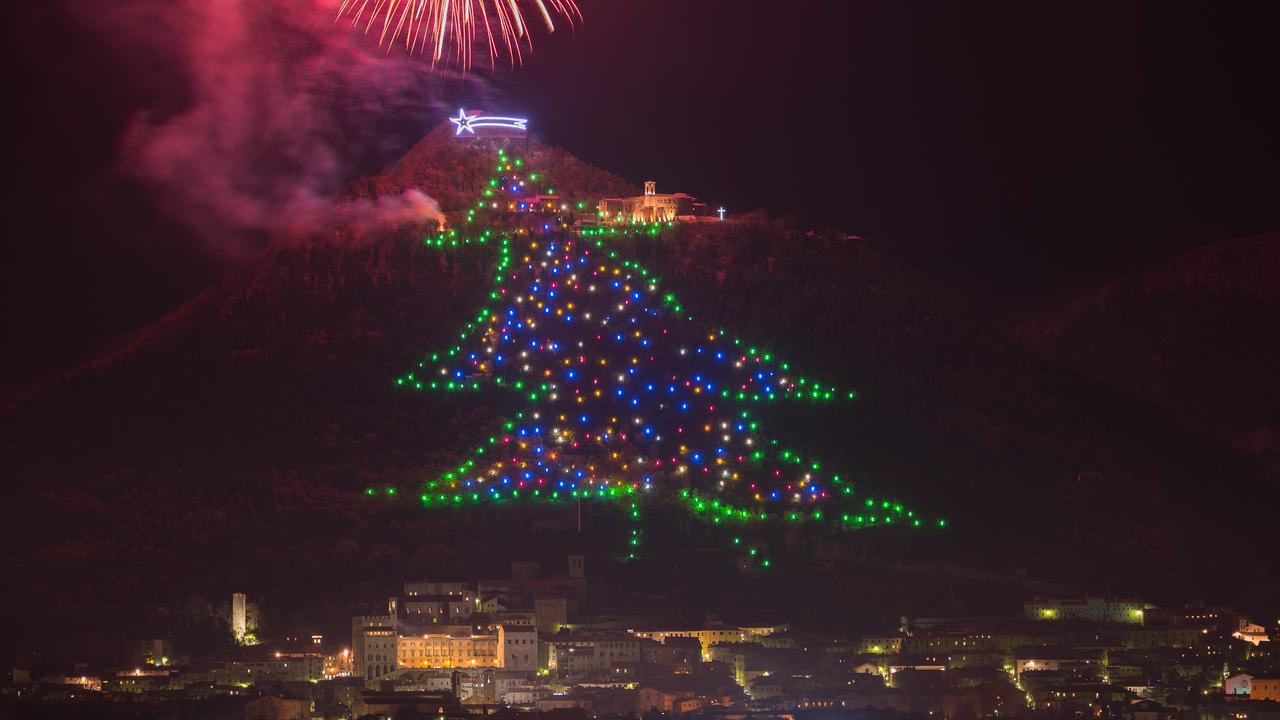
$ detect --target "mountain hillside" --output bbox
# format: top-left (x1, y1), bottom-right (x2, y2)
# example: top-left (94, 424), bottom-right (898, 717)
top-left (347, 123), bottom-right (637, 212)
top-left (4, 128), bottom-right (1277, 662)
top-left (1013, 233), bottom-right (1280, 477)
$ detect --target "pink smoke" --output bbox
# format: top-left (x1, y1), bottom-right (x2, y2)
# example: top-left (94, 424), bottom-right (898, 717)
top-left (67, 0), bottom-right (493, 259)
top-left (280, 189), bottom-right (445, 239)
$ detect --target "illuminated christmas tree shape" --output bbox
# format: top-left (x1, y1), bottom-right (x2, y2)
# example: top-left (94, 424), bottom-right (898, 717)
top-left (389, 147), bottom-right (943, 567)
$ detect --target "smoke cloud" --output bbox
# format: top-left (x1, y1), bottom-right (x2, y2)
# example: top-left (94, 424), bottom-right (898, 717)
top-left (69, 0), bottom-right (494, 259)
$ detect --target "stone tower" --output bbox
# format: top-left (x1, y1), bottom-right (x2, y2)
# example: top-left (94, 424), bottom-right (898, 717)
top-left (231, 592), bottom-right (247, 643)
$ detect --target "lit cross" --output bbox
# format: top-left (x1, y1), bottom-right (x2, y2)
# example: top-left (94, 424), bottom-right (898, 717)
top-left (717, 207), bottom-right (726, 221)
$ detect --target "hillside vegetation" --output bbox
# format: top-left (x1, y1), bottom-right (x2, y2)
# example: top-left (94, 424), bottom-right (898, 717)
top-left (4, 130), bottom-right (1276, 661)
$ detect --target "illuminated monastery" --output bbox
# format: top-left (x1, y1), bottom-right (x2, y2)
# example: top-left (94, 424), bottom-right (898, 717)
top-left (598, 181), bottom-right (714, 224)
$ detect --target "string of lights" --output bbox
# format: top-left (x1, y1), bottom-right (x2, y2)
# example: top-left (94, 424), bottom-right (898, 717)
top-left (376, 146), bottom-right (943, 568)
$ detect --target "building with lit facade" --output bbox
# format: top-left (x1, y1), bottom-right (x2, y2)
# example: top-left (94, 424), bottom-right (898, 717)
top-left (351, 558), bottom-right (579, 684)
top-left (631, 625), bottom-right (786, 657)
top-left (397, 632), bottom-right (498, 669)
top-left (1024, 597), bottom-right (1150, 623)
top-left (598, 182), bottom-right (704, 224)
top-left (1251, 678), bottom-right (1280, 701)
top-left (391, 625), bottom-right (537, 673)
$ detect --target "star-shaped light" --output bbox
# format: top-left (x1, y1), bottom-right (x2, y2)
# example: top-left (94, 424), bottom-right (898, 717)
top-left (450, 108), bottom-right (477, 136)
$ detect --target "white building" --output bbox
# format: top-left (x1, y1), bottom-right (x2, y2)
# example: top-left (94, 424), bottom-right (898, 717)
top-left (598, 182), bottom-right (702, 224)
top-left (1226, 673), bottom-right (1253, 696)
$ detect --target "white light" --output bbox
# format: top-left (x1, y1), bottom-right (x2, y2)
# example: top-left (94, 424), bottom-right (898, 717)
top-left (450, 109), bottom-right (529, 136)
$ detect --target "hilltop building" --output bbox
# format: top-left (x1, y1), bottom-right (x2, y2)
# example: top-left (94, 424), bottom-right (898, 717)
top-left (598, 181), bottom-right (717, 224)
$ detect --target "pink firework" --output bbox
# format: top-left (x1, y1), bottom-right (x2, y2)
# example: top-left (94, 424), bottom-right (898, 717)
top-left (337, 0), bottom-right (583, 69)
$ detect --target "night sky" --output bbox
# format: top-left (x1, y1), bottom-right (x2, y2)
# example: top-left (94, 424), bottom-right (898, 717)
top-left (5, 0), bottom-right (1279, 380)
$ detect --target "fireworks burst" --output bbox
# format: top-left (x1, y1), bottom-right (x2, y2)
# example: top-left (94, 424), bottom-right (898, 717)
top-left (337, 0), bottom-right (582, 70)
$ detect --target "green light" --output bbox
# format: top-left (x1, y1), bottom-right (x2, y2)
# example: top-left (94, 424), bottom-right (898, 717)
top-left (403, 147), bottom-right (941, 554)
